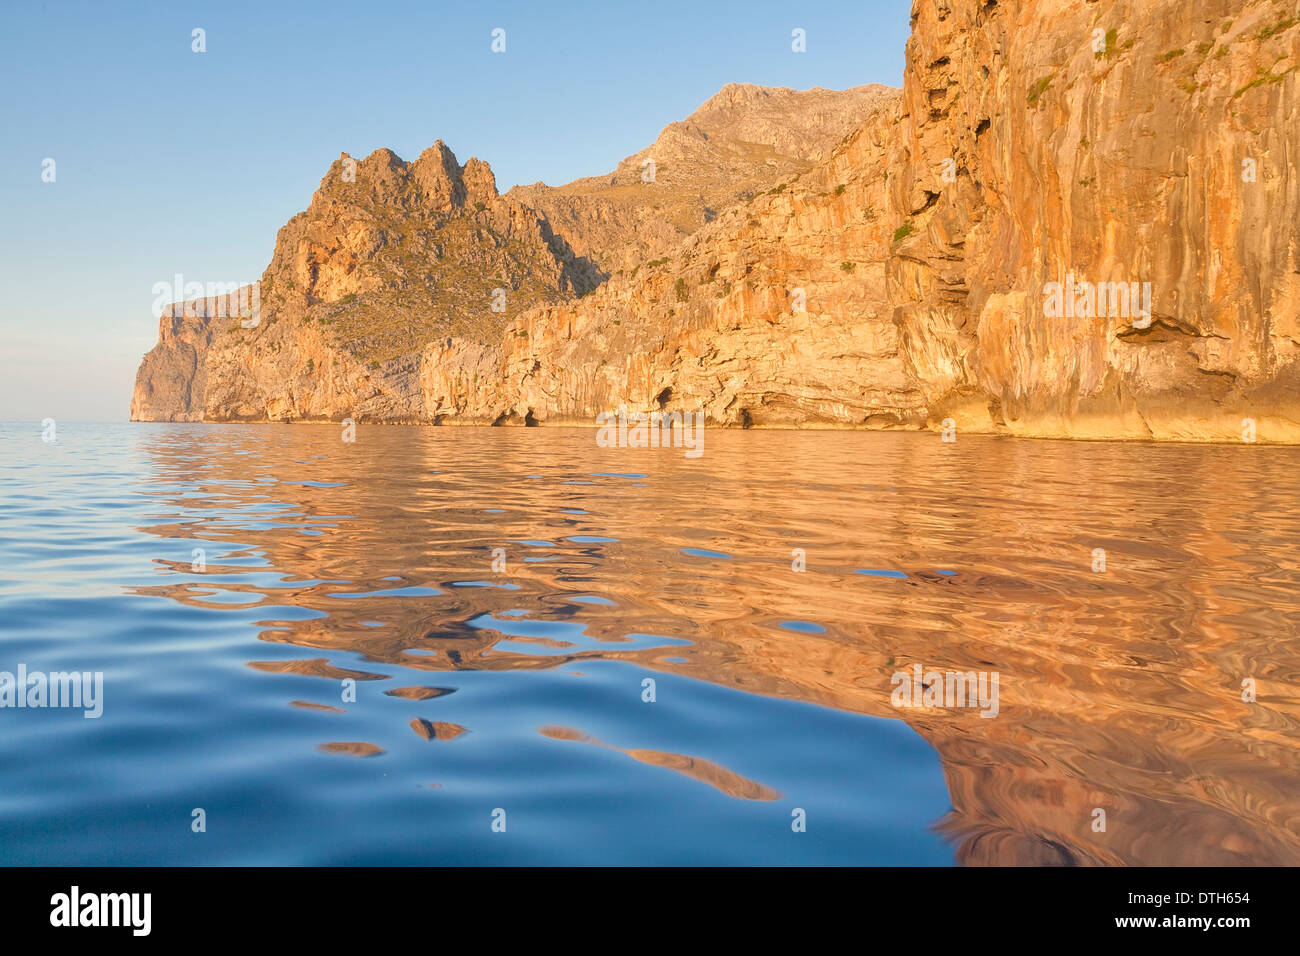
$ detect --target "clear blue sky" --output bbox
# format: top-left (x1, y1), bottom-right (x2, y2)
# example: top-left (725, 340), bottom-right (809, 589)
top-left (0, 0), bottom-right (910, 422)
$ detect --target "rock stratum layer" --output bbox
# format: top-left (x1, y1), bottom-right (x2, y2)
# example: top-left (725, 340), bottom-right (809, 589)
top-left (134, 0), bottom-right (1300, 442)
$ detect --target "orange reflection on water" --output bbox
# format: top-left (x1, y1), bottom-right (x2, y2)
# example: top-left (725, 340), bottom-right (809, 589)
top-left (132, 424), bottom-right (1300, 864)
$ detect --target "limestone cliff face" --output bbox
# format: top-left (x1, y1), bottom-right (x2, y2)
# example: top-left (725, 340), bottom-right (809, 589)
top-left (891, 0), bottom-right (1300, 441)
top-left (131, 305), bottom-right (218, 423)
top-left (135, 2), bottom-right (1300, 441)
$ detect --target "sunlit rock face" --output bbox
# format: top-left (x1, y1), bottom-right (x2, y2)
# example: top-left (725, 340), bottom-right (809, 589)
top-left (132, 143), bottom-right (577, 424)
top-left (136, 2), bottom-right (1300, 441)
top-left (889, 0), bottom-right (1300, 442)
top-left (131, 86), bottom-right (888, 426)
top-left (420, 104), bottom-right (923, 428)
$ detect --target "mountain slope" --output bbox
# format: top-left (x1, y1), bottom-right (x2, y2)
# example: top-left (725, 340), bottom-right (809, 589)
top-left (507, 83), bottom-right (898, 280)
top-left (132, 142), bottom-right (580, 422)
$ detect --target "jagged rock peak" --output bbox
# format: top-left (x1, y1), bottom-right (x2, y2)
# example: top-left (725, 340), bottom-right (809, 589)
top-left (322, 142), bottom-right (498, 210)
top-left (411, 140), bottom-right (465, 208)
top-left (461, 156), bottom-right (498, 207)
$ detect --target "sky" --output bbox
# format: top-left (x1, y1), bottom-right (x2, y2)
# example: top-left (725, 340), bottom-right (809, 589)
top-left (0, 0), bottom-right (911, 422)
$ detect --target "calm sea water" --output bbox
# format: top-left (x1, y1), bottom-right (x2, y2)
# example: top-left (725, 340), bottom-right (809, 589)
top-left (1, 422), bottom-right (1297, 865)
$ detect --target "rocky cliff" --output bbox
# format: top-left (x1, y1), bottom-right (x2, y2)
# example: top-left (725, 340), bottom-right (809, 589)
top-left (421, 104), bottom-right (920, 427)
top-left (132, 141), bottom-right (589, 423)
top-left (890, 0), bottom-right (1300, 441)
top-left (132, 86), bottom-right (887, 424)
top-left (134, 0), bottom-right (1300, 441)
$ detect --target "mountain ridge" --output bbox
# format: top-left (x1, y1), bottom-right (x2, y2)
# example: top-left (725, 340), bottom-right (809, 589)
top-left (134, 0), bottom-right (1300, 441)
top-left (132, 81), bottom-right (895, 423)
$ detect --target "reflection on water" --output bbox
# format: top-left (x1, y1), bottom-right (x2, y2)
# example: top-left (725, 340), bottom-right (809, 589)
top-left (539, 726), bottom-right (782, 801)
top-left (0, 422), bottom-right (1297, 864)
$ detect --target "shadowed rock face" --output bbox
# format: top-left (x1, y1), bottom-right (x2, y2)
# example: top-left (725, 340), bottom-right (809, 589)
top-left (134, 1), bottom-right (1300, 441)
top-left (130, 307), bottom-right (217, 423)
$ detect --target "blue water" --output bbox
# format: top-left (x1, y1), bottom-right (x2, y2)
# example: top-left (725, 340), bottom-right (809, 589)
top-left (0, 423), bottom-right (953, 865)
top-left (5, 422), bottom-right (1298, 865)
